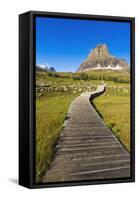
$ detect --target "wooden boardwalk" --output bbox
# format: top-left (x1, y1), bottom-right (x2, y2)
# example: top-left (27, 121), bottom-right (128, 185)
top-left (42, 85), bottom-right (130, 182)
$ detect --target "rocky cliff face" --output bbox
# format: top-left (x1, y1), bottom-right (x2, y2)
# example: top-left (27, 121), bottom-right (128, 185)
top-left (77, 44), bottom-right (129, 72)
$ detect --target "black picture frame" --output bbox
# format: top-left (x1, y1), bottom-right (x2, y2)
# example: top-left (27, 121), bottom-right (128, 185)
top-left (19, 10), bottom-right (135, 189)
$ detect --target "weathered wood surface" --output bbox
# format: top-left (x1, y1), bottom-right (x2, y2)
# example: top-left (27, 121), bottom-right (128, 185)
top-left (42, 85), bottom-right (130, 182)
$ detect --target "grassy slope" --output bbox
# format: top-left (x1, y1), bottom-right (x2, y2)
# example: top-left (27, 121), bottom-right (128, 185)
top-left (36, 70), bottom-right (130, 86)
top-left (36, 92), bottom-right (79, 182)
top-left (93, 83), bottom-right (130, 151)
top-left (36, 70), bottom-right (130, 182)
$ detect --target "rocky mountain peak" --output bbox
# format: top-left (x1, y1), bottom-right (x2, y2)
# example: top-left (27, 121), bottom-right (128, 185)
top-left (77, 44), bottom-right (129, 72)
top-left (88, 44), bottom-right (111, 59)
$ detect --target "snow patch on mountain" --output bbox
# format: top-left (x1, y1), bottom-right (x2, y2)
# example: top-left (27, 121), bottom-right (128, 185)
top-left (36, 63), bottom-right (56, 72)
top-left (83, 64), bottom-right (123, 71)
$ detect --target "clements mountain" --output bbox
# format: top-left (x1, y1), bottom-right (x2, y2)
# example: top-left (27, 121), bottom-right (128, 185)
top-left (77, 44), bottom-right (129, 72)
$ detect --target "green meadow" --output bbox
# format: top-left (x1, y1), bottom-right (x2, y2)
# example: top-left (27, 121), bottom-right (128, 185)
top-left (93, 83), bottom-right (130, 151)
top-left (36, 70), bottom-right (130, 182)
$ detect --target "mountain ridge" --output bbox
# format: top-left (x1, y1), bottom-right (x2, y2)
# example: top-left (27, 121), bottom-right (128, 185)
top-left (77, 44), bottom-right (129, 72)
top-left (36, 64), bottom-right (56, 72)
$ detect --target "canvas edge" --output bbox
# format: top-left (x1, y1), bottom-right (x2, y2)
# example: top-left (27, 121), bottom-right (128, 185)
top-left (19, 10), bottom-right (135, 189)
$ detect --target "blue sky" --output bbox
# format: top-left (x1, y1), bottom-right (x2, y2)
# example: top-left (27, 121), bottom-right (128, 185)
top-left (36, 17), bottom-right (130, 72)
